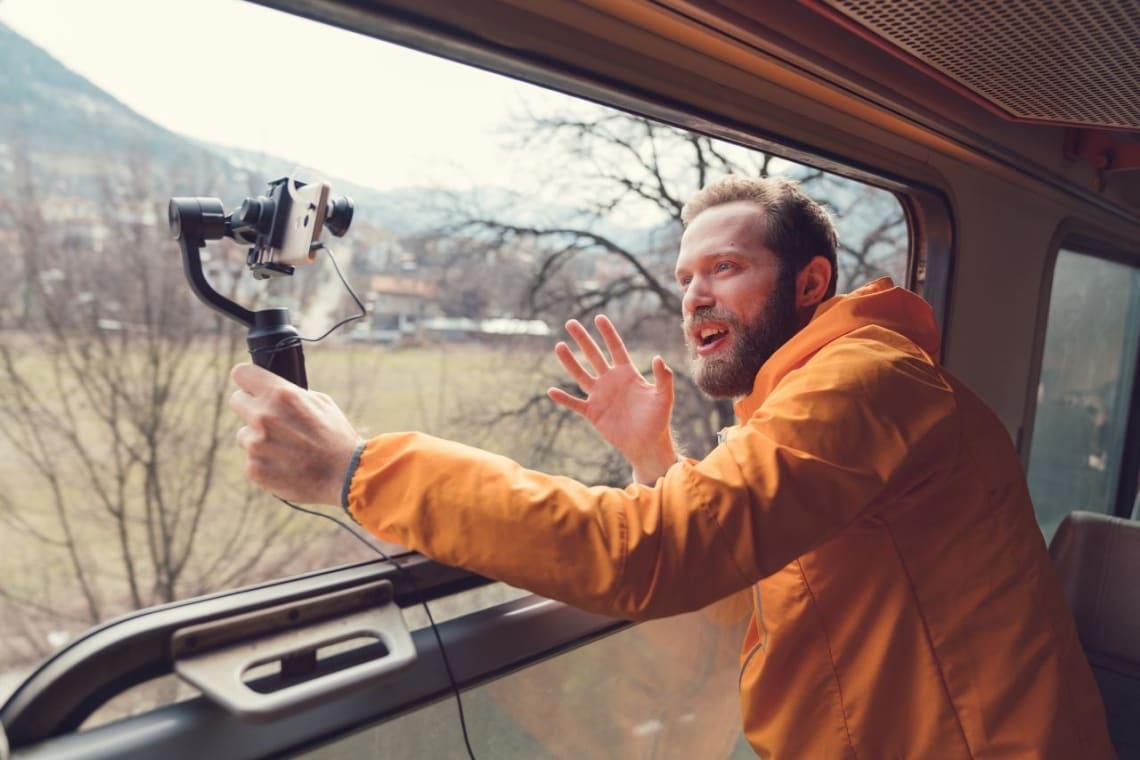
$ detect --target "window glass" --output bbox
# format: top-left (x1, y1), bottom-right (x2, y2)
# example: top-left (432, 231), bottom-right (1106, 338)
top-left (300, 602), bottom-right (756, 760)
top-left (1027, 249), bottom-right (1140, 540)
top-left (0, 0), bottom-right (910, 720)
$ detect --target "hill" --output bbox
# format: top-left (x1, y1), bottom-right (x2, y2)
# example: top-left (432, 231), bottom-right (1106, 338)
top-left (0, 21), bottom-right (656, 249)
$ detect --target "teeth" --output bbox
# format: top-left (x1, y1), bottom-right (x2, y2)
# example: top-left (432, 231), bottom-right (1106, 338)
top-left (700, 327), bottom-right (723, 340)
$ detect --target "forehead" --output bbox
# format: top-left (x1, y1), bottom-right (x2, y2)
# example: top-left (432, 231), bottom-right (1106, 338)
top-left (676, 201), bottom-right (773, 270)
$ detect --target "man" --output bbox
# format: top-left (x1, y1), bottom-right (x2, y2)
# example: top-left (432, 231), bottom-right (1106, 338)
top-left (231, 176), bottom-right (1112, 758)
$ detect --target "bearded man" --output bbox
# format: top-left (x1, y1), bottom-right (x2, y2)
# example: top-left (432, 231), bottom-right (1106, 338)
top-left (230, 176), bottom-right (1112, 759)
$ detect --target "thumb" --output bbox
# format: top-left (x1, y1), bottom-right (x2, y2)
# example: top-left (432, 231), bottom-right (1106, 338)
top-left (651, 356), bottom-right (674, 394)
top-left (232, 362), bottom-right (291, 396)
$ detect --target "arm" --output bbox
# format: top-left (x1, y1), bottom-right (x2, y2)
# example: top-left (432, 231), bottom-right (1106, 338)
top-left (343, 331), bottom-right (959, 619)
top-left (230, 330), bottom-right (957, 620)
top-left (547, 315), bottom-right (678, 484)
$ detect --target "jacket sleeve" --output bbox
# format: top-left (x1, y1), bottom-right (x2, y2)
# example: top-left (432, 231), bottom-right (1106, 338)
top-left (345, 330), bottom-right (959, 620)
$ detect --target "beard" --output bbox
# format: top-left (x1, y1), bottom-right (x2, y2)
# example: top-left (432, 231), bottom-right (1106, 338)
top-left (683, 272), bottom-right (800, 399)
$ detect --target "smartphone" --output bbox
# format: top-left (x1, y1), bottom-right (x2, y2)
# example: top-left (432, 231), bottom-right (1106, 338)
top-left (275, 180), bottom-right (331, 266)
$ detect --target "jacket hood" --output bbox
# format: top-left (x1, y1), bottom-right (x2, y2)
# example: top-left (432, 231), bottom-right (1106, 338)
top-left (734, 277), bottom-right (941, 420)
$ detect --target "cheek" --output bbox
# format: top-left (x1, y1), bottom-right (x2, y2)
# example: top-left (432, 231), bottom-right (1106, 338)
top-left (721, 280), bottom-right (775, 323)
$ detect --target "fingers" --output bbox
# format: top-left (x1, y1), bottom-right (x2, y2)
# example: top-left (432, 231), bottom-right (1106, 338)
top-left (234, 424), bottom-right (263, 451)
top-left (594, 315), bottom-right (633, 366)
top-left (231, 362), bottom-right (289, 395)
top-left (229, 365), bottom-right (305, 445)
top-left (547, 387), bottom-right (588, 416)
top-left (234, 426), bottom-right (278, 492)
top-left (231, 362), bottom-right (312, 418)
top-left (311, 390), bottom-right (336, 407)
top-left (554, 341), bottom-right (596, 391)
top-left (229, 381), bottom-right (266, 427)
top-left (564, 319), bottom-right (610, 375)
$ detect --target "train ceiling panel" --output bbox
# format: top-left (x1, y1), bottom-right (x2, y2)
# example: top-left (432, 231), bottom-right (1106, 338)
top-left (806, 0), bottom-right (1140, 131)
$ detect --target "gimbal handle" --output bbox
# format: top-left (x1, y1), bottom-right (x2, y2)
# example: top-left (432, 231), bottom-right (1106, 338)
top-left (248, 309), bottom-right (308, 389)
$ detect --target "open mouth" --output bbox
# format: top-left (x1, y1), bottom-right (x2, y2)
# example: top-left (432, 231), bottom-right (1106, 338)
top-left (692, 324), bottom-right (730, 355)
top-left (699, 327), bottom-right (728, 346)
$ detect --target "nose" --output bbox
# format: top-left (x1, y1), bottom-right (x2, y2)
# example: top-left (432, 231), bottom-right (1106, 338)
top-left (682, 274), bottom-right (715, 316)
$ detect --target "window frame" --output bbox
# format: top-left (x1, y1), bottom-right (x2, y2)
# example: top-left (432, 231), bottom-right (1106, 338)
top-left (1, 556), bottom-right (625, 758)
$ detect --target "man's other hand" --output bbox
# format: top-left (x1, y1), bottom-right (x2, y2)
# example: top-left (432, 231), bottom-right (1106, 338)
top-left (548, 315), bottom-right (678, 484)
top-left (230, 364), bottom-right (363, 505)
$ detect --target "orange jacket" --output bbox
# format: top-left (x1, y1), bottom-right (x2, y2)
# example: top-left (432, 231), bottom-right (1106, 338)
top-left (347, 279), bottom-right (1112, 759)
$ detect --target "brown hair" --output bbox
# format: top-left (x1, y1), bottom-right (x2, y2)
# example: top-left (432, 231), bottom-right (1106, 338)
top-left (681, 175), bottom-right (839, 297)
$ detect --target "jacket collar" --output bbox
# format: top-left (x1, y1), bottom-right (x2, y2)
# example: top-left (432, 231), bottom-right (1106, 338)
top-left (732, 278), bottom-right (941, 421)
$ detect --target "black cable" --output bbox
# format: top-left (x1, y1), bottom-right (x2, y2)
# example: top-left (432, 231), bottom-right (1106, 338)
top-left (246, 335), bottom-right (302, 360)
top-left (276, 497), bottom-right (479, 760)
top-left (245, 244), bottom-right (365, 379)
top-left (300, 244), bottom-right (367, 344)
top-left (248, 245), bottom-right (366, 364)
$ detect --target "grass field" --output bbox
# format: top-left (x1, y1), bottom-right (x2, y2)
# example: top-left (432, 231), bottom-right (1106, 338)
top-left (0, 339), bottom-right (615, 676)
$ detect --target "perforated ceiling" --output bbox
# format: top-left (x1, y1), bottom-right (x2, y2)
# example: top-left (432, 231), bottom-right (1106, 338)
top-left (816, 0), bottom-right (1140, 129)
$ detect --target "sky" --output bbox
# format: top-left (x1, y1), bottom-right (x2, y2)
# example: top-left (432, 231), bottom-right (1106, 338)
top-left (0, 0), bottom-right (561, 191)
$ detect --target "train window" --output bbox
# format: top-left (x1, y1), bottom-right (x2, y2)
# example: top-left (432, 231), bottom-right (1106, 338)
top-left (299, 604), bottom-right (757, 760)
top-left (1027, 248), bottom-right (1140, 540)
top-left (0, 0), bottom-right (915, 751)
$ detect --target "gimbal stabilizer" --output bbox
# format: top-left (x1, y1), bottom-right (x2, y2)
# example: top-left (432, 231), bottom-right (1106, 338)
top-left (169, 178), bottom-right (354, 389)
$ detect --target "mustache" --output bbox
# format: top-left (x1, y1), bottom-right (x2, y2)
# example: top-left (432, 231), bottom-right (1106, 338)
top-left (682, 308), bottom-right (741, 332)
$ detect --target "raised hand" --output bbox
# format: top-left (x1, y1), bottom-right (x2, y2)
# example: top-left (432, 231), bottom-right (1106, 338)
top-left (547, 315), bottom-right (679, 484)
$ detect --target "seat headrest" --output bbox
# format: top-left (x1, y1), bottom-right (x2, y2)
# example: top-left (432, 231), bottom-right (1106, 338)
top-left (1049, 510), bottom-right (1140, 666)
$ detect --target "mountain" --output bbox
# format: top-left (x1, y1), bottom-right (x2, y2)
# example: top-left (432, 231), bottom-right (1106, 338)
top-left (0, 22), bottom-right (249, 200)
top-left (0, 22), bottom-right (657, 250)
top-left (0, 23), bottom-right (180, 159)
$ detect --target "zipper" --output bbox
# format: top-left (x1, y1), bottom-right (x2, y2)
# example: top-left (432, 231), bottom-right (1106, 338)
top-left (737, 585), bottom-right (767, 688)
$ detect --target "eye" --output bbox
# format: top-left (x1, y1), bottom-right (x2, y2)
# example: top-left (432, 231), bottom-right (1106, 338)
top-left (677, 275), bottom-right (691, 289)
top-left (714, 261), bottom-right (737, 274)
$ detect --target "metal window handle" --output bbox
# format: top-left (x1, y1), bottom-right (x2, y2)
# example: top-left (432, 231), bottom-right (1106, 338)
top-left (172, 580), bottom-right (415, 719)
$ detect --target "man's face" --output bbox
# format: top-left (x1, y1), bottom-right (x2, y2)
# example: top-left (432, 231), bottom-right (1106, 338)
top-left (675, 201), bottom-right (800, 399)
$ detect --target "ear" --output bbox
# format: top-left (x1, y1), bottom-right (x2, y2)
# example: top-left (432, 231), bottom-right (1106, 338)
top-left (795, 255), bottom-right (833, 311)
